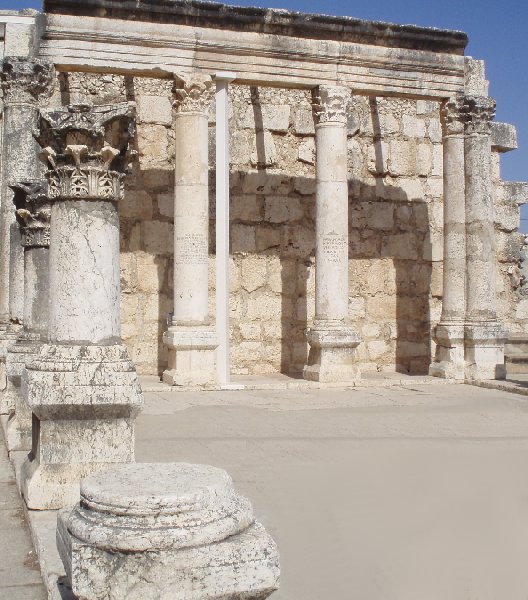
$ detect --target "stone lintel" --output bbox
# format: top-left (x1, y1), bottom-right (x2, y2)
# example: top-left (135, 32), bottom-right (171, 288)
top-left (43, 0), bottom-right (468, 54)
top-left (491, 122), bottom-right (518, 153)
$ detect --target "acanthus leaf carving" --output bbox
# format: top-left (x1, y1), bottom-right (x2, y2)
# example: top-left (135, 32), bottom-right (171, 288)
top-left (312, 85), bottom-right (351, 125)
top-left (462, 95), bottom-right (496, 136)
top-left (10, 181), bottom-right (51, 248)
top-left (1, 57), bottom-right (54, 105)
top-left (441, 94), bottom-right (465, 137)
top-left (173, 75), bottom-right (214, 114)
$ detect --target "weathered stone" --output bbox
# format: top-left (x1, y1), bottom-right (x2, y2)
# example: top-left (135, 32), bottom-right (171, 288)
top-left (491, 122), bottom-right (517, 153)
top-left (57, 463), bottom-right (280, 600)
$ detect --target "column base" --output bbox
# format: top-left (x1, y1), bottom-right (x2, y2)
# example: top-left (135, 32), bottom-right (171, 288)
top-left (21, 344), bottom-right (144, 510)
top-left (303, 323), bottom-right (362, 383)
top-left (163, 326), bottom-right (218, 386)
top-left (429, 323), bottom-right (466, 380)
top-left (6, 334), bottom-right (41, 452)
top-left (464, 322), bottom-right (507, 381)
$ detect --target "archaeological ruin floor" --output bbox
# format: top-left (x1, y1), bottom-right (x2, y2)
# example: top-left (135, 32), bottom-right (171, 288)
top-left (4, 379), bottom-right (528, 599)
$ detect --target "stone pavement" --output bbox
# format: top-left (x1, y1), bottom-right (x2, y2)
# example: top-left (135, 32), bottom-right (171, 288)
top-left (0, 426), bottom-right (46, 600)
top-left (5, 380), bottom-right (528, 599)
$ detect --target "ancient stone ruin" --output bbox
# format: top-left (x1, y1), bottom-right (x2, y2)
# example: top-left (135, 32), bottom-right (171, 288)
top-left (0, 0), bottom-right (526, 596)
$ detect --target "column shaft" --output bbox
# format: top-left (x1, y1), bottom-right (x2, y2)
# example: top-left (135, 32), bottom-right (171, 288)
top-left (163, 75), bottom-right (218, 387)
top-left (173, 113), bottom-right (209, 323)
top-left (304, 85), bottom-right (361, 383)
top-left (463, 95), bottom-right (506, 380)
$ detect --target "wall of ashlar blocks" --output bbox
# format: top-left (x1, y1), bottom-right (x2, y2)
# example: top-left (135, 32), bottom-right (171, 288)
top-left (57, 73), bottom-right (520, 376)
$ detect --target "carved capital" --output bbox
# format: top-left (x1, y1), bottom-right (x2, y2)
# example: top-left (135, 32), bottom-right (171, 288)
top-left (37, 102), bottom-right (136, 202)
top-left (10, 182), bottom-right (51, 248)
top-left (441, 94), bottom-right (465, 136)
top-left (1, 57), bottom-right (54, 105)
top-left (173, 75), bottom-right (214, 114)
top-left (312, 85), bottom-right (350, 125)
top-left (462, 95), bottom-right (496, 136)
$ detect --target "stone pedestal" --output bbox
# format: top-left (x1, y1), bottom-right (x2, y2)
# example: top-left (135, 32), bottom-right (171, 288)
top-left (463, 96), bottom-right (506, 380)
top-left (163, 327), bottom-right (217, 386)
top-left (430, 96), bottom-right (467, 380)
top-left (304, 85), bottom-right (361, 383)
top-left (0, 57), bottom-right (53, 413)
top-left (6, 182), bottom-right (50, 451)
top-left (57, 463), bottom-right (280, 600)
top-left (164, 75), bottom-right (218, 386)
top-left (21, 102), bottom-right (144, 509)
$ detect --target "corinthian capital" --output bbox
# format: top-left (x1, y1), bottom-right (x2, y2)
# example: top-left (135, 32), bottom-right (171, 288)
top-left (441, 94), bottom-right (465, 136)
top-left (173, 74), bottom-right (214, 114)
top-left (37, 102), bottom-right (136, 202)
top-left (312, 85), bottom-right (350, 125)
top-left (11, 182), bottom-right (51, 248)
top-left (1, 57), bottom-right (54, 105)
top-left (462, 95), bottom-right (496, 136)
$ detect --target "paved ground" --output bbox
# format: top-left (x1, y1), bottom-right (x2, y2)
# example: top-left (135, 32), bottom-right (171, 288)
top-left (5, 381), bottom-right (528, 599)
top-left (0, 426), bottom-right (46, 600)
top-left (136, 383), bottom-right (528, 600)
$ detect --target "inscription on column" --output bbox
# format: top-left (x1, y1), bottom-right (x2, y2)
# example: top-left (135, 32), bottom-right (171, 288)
top-left (322, 234), bottom-right (346, 264)
top-left (175, 233), bottom-right (208, 265)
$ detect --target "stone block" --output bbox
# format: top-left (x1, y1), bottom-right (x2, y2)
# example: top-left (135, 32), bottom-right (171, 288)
top-left (231, 195), bottom-right (262, 222)
top-left (238, 104), bottom-right (290, 132)
top-left (120, 190), bottom-right (154, 220)
top-left (368, 141), bottom-right (389, 174)
top-left (57, 464), bottom-right (280, 600)
top-left (293, 176), bottom-right (316, 196)
top-left (231, 224), bottom-right (257, 253)
top-left (137, 124), bottom-right (170, 166)
top-left (491, 122), bottom-right (518, 153)
top-left (251, 131), bottom-right (278, 167)
top-left (402, 114), bottom-right (426, 138)
top-left (241, 171), bottom-right (293, 196)
top-left (137, 95), bottom-right (173, 125)
top-left (502, 181), bottom-right (528, 205)
top-left (416, 142), bottom-right (433, 176)
top-left (465, 57), bottom-right (489, 96)
top-left (246, 292), bottom-right (282, 321)
top-left (264, 196), bottom-right (304, 223)
top-left (294, 108), bottom-right (315, 135)
top-left (142, 221), bottom-right (174, 256)
top-left (494, 204), bottom-right (520, 232)
top-left (388, 140), bottom-right (416, 177)
top-left (157, 193), bottom-right (173, 218)
top-left (298, 138), bottom-right (315, 165)
top-left (231, 130), bottom-right (253, 165)
top-left (137, 253), bottom-right (164, 292)
top-left (255, 227), bottom-right (281, 252)
top-left (416, 100), bottom-right (439, 115)
top-left (426, 118), bottom-right (442, 143)
top-left (241, 256), bottom-right (268, 292)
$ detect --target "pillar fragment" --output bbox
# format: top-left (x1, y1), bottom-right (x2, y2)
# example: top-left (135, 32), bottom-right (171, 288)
top-left (430, 95), bottom-right (466, 380)
top-left (0, 57), bottom-right (53, 414)
top-left (6, 182), bottom-right (50, 452)
top-left (21, 102), bottom-right (144, 509)
top-left (462, 96), bottom-right (506, 380)
top-left (303, 85), bottom-right (361, 383)
top-left (163, 75), bottom-right (218, 386)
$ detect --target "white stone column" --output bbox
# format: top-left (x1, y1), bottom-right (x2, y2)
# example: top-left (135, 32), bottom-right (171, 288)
top-left (163, 75), bottom-right (218, 386)
top-left (303, 85), bottom-right (361, 383)
top-left (6, 182), bottom-right (50, 451)
top-left (462, 95), bottom-right (506, 380)
top-left (0, 58), bottom-right (53, 414)
top-left (21, 103), bottom-right (144, 510)
top-left (430, 95), bottom-right (466, 380)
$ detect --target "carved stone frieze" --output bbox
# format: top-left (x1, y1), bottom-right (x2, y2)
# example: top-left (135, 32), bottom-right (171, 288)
top-left (37, 102), bottom-right (136, 202)
top-left (462, 95), bottom-right (496, 136)
top-left (1, 57), bottom-right (54, 105)
top-left (173, 75), bottom-right (214, 114)
top-left (10, 182), bottom-right (51, 248)
top-left (312, 85), bottom-right (351, 125)
top-left (441, 94), bottom-right (465, 137)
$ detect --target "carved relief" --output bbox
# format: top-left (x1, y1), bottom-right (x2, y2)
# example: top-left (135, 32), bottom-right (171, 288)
top-left (462, 95), bottom-right (496, 136)
top-left (37, 102), bottom-right (136, 202)
top-left (1, 57), bottom-right (54, 105)
top-left (312, 85), bottom-right (351, 125)
top-left (10, 182), bottom-right (51, 248)
top-left (441, 94), bottom-right (465, 137)
top-left (173, 75), bottom-right (214, 114)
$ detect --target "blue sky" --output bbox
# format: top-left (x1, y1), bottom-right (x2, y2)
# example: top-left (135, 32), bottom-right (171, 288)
top-left (3, 0), bottom-right (528, 228)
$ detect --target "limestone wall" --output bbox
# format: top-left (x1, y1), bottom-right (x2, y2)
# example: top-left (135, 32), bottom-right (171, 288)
top-left (54, 73), bottom-right (522, 376)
